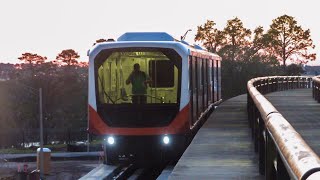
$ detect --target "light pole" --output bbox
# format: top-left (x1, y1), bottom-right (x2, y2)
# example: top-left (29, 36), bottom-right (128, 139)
top-left (181, 29), bottom-right (192, 41)
top-left (39, 88), bottom-right (44, 179)
top-left (13, 82), bottom-right (44, 179)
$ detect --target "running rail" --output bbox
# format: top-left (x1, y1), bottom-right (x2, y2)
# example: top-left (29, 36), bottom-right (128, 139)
top-left (247, 76), bottom-right (320, 180)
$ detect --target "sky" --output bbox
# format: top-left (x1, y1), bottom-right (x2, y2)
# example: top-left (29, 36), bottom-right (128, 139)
top-left (0, 0), bottom-right (319, 65)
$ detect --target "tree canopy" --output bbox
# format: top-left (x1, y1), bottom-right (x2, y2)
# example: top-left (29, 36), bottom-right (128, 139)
top-left (223, 17), bottom-right (251, 47)
top-left (195, 20), bottom-right (224, 53)
top-left (0, 62), bottom-right (88, 147)
top-left (56, 49), bottom-right (80, 65)
top-left (4, 50), bottom-right (87, 147)
top-left (93, 38), bottom-right (107, 46)
top-left (18, 53), bottom-right (47, 64)
top-left (266, 15), bottom-right (316, 66)
top-left (194, 15), bottom-right (315, 99)
top-left (195, 15), bottom-right (316, 67)
top-left (219, 17), bottom-right (252, 61)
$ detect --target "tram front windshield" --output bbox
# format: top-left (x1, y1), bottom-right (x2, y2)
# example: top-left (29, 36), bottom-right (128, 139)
top-left (95, 48), bottom-right (181, 127)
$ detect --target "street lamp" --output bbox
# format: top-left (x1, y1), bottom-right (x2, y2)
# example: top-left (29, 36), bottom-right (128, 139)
top-left (181, 29), bottom-right (192, 41)
top-left (14, 82), bottom-right (44, 179)
top-left (39, 88), bottom-right (44, 179)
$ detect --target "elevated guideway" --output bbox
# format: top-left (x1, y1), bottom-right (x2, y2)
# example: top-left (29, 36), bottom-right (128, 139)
top-left (264, 89), bottom-right (320, 155)
top-left (171, 76), bottom-right (320, 180)
top-left (81, 76), bottom-right (320, 179)
top-left (170, 94), bottom-right (263, 179)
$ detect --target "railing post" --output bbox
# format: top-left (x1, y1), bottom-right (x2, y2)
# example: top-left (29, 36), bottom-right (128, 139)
top-left (247, 91), bottom-right (253, 129)
top-left (315, 82), bottom-right (317, 100)
top-left (316, 81), bottom-right (320, 102)
top-left (308, 78), bottom-right (312, 88)
top-left (318, 83), bottom-right (320, 103)
top-left (251, 106), bottom-right (257, 140)
top-left (293, 77), bottom-right (296, 89)
top-left (313, 82), bottom-right (318, 100)
top-left (266, 78), bottom-right (268, 93)
top-left (316, 83), bottom-right (318, 101)
top-left (260, 79), bottom-right (264, 94)
top-left (265, 131), bottom-right (276, 179)
top-left (254, 111), bottom-right (259, 152)
top-left (312, 83), bottom-right (316, 99)
top-left (268, 78), bottom-right (271, 92)
top-left (279, 77), bottom-right (282, 91)
top-left (274, 78), bottom-right (277, 92)
top-left (313, 81), bottom-right (316, 99)
top-left (264, 79), bottom-right (266, 92)
top-left (258, 117), bottom-right (265, 175)
top-left (277, 153), bottom-right (290, 179)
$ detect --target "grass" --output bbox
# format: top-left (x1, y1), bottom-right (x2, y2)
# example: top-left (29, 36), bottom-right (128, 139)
top-left (0, 140), bottom-right (104, 154)
top-left (0, 144), bottom-right (67, 154)
top-left (0, 148), bottom-right (35, 154)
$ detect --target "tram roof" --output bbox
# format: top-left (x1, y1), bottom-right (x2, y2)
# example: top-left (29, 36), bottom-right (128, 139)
top-left (88, 32), bottom-right (221, 60)
top-left (117, 32), bottom-right (175, 41)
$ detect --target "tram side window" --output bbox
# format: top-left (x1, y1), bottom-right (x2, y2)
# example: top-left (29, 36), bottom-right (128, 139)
top-left (207, 59), bottom-right (212, 103)
top-left (203, 58), bottom-right (208, 109)
top-left (216, 60), bottom-right (220, 100)
top-left (197, 58), bottom-right (203, 117)
top-left (213, 59), bottom-right (217, 102)
top-left (217, 60), bottom-right (221, 100)
top-left (191, 56), bottom-right (198, 125)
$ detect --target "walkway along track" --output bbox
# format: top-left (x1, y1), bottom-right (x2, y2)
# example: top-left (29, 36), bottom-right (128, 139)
top-left (80, 162), bottom-right (169, 180)
top-left (247, 76), bottom-right (320, 180)
top-left (169, 94), bottom-right (262, 179)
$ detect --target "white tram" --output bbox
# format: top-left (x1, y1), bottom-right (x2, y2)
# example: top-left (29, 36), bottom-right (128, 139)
top-left (88, 32), bottom-right (221, 164)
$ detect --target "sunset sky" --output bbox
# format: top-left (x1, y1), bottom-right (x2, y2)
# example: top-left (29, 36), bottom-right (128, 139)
top-left (0, 0), bottom-right (319, 65)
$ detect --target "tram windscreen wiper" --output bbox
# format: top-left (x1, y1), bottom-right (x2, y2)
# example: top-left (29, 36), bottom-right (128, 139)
top-left (98, 75), bottom-right (115, 104)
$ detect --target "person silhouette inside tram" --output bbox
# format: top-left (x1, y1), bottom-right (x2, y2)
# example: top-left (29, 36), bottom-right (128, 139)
top-left (126, 63), bottom-right (151, 104)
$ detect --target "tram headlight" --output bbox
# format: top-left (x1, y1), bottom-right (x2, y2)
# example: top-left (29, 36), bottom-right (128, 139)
top-left (163, 135), bottom-right (170, 145)
top-left (106, 136), bottom-right (115, 145)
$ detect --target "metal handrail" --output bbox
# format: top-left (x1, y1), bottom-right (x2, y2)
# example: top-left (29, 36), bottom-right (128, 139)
top-left (247, 76), bottom-right (320, 180)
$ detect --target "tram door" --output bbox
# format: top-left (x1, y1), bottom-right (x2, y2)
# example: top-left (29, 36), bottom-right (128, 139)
top-left (213, 60), bottom-right (217, 102)
top-left (197, 58), bottom-right (203, 118)
top-left (203, 59), bottom-right (208, 110)
top-left (190, 56), bottom-right (198, 125)
top-left (216, 60), bottom-right (221, 100)
top-left (207, 59), bottom-right (212, 104)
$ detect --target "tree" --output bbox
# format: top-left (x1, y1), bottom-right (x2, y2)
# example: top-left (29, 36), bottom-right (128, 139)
top-left (285, 64), bottom-right (304, 75)
top-left (194, 20), bottom-right (225, 53)
top-left (194, 17), bottom-right (282, 99)
top-left (93, 38), bottom-right (107, 46)
top-left (56, 49), bottom-right (80, 65)
top-left (266, 15), bottom-right (316, 68)
top-left (241, 26), bottom-right (276, 62)
top-left (18, 53), bottom-right (47, 64)
top-left (17, 53), bottom-right (47, 78)
top-left (222, 17), bottom-right (251, 61)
